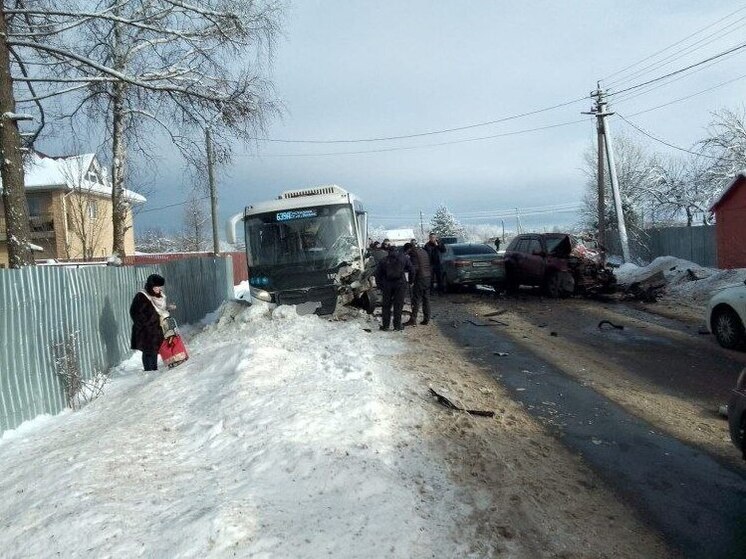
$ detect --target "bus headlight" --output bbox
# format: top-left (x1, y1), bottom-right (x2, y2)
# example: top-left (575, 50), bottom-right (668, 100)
top-left (249, 286), bottom-right (272, 302)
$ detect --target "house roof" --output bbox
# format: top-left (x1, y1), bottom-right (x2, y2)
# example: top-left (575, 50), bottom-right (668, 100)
top-left (19, 151), bottom-right (146, 204)
top-left (710, 170), bottom-right (746, 212)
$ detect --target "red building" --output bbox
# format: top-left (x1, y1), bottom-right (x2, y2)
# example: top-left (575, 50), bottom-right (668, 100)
top-left (711, 171), bottom-right (746, 269)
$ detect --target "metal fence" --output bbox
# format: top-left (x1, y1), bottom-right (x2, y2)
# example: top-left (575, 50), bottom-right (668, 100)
top-left (606, 225), bottom-right (717, 267)
top-left (0, 256), bottom-right (234, 434)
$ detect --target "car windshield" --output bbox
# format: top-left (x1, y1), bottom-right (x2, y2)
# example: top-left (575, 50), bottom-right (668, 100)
top-left (451, 244), bottom-right (497, 256)
top-left (245, 204), bottom-right (359, 270)
top-left (544, 235), bottom-right (568, 252)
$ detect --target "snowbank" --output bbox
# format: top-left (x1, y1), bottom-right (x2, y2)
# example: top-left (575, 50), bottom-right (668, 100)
top-left (0, 302), bottom-right (478, 557)
top-left (615, 256), bottom-right (746, 305)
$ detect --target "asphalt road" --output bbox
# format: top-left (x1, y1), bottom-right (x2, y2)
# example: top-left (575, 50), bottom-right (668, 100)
top-left (434, 294), bottom-right (746, 559)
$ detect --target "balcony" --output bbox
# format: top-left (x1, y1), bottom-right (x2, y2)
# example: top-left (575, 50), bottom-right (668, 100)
top-left (0, 213), bottom-right (56, 242)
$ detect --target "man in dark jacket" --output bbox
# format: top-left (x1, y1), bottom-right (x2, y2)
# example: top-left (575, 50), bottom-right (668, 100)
top-left (371, 240), bottom-right (388, 264)
top-left (375, 246), bottom-right (414, 331)
top-left (403, 242), bottom-right (431, 326)
top-left (130, 274), bottom-right (166, 371)
top-left (424, 232), bottom-right (447, 295)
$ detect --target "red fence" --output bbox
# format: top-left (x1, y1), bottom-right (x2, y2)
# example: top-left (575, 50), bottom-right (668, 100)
top-left (122, 251), bottom-right (249, 285)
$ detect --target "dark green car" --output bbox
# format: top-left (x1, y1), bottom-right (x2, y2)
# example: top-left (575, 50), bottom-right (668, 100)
top-left (441, 243), bottom-right (505, 291)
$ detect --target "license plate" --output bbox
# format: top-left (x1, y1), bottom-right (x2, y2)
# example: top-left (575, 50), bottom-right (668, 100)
top-left (473, 261), bottom-right (491, 267)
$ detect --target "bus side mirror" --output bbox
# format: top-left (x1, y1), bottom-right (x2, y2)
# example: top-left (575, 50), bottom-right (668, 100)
top-left (226, 213), bottom-right (243, 245)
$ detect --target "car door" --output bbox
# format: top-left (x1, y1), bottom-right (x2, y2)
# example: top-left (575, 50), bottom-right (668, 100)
top-left (507, 238), bottom-right (528, 282)
top-left (522, 237), bottom-right (546, 284)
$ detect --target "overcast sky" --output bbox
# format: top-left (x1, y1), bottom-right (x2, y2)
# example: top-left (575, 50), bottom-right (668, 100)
top-left (70, 0), bottom-right (746, 236)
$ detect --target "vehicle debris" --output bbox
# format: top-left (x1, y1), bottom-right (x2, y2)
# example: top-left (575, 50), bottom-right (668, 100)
top-left (598, 320), bottom-right (625, 331)
top-left (428, 387), bottom-right (495, 417)
top-left (483, 309), bottom-right (507, 317)
top-left (622, 271), bottom-right (666, 303)
top-left (493, 351), bottom-right (510, 357)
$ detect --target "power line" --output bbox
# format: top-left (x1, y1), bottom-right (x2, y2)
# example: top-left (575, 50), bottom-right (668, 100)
top-left (140, 195), bottom-right (210, 214)
top-left (625, 72), bottom-right (746, 117)
top-left (244, 119), bottom-right (591, 158)
top-left (609, 40), bottom-right (746, 97)
top-left (606, 14), bottom-right (746, 88)
top-left (616, 113), bottom-right (743, 163)
top-left (601, 4), bottom-right (746, 82)
top-left (610, 46), bottom-right (744, 106)
top-left (250, 97), bottom-right (588, 144)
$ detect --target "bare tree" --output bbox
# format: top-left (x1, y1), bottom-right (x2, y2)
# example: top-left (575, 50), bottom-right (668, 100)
top-left (178, 194), bottom-right (209, 252)
top-left (137, 227), bottom-right (177, 253)
top-left (646, 156), bottom-right (714, 226)
top-left (580, 133), bottom-right (658, 232)
top-left (700, 106), bottom-right (746, 193)
top-left (2, 0), bottom-right (283, 262)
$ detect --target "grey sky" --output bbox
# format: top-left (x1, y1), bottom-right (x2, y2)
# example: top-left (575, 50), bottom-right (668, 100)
top-left (126, 0), bottom-right (744, 235)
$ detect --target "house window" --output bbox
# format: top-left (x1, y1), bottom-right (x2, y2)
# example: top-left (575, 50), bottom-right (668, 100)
top-left (87, 201), bottom-right (99, 219)
top-left (27, 195), bottom-right (43, 216)
top-left (86, 171), bottom-right (100, 183)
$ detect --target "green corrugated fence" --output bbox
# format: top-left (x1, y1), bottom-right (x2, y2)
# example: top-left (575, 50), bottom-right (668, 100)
top-left (0, 256), bottom-right (234, 435)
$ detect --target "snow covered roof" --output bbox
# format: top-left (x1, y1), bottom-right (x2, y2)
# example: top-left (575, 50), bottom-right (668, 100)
top-left (709, 170), bottom-right (746, 212)
top-left (16, 152), bottom-right (147, 204)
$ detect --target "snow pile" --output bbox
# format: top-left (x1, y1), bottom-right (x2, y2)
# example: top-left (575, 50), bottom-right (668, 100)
top-left (615, 256), bottom-right (746, 305)
top-left (0, 302), bottom-right (479, 558)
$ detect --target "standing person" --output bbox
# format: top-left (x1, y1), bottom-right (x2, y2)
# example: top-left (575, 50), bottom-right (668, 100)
top-left (424, 232), bottom-right (447, 295)
top-left (129, 274), bottom-right (174, 371)
top-left (404, 242), bottom-right (431, 326)
top-left (375, 245), bottom-right (414, 331)
top-left (494, 237), bottom-right (501, 252)
top-left (371, 241), bottom-right (388, 264)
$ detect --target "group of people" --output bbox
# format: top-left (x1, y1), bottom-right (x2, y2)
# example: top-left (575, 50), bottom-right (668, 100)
top-left (369, 233), bottom-right (448, 331)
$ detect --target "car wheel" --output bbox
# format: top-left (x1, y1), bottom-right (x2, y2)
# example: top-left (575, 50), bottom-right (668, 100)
top-left (712, 306), bottom-right (745, 350)
top-left (504, 267), bottom-right (519, 294)
top-left (545, 272), bottom-right (561, 299)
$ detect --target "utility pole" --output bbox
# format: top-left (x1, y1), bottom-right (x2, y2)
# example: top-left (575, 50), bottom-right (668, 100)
top-left (419, 210), bottom-right (424, 238)
top-left (205, 127), bottom-right (219, 255)
top-left (584, 85), bottom-right (630, 262)
top-left (0, 4), bottom-right (34, 267)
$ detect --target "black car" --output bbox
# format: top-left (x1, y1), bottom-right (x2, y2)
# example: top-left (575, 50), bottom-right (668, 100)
top-left (729, 368), bottom-right (746, 460)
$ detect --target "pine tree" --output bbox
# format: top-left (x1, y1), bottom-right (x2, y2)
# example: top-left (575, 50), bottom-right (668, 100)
top-left (429, 205), bottom-right (464, 238)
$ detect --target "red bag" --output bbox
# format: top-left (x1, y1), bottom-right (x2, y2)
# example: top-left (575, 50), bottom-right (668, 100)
top-left (159, 335), bottom-right (189, 369)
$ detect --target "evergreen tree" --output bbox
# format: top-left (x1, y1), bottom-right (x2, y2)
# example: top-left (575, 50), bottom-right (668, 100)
top-left (430, 206), bottom-right (464, 237)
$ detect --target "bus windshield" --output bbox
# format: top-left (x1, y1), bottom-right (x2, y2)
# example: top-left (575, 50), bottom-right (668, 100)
top-left (245, 204), bottom-right (360, 270)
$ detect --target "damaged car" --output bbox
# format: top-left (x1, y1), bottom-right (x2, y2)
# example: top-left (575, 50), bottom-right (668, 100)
top-left (503, 233), bottom-right (616, 297)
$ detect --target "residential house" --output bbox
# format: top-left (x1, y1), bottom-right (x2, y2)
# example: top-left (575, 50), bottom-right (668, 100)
top-left (710, 170), bottom-right (746, 269)
top-left (0, 151), bottom-right (146, 267)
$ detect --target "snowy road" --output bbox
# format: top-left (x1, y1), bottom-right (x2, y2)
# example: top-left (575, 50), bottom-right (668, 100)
top-left (0, 303), bottom-right (479, 558)
top-left (1, 299), bottom-right (679, 558)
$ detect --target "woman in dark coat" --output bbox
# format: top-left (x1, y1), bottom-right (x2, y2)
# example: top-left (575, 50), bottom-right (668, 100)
top-left (130, 274), bottom-right (167, 371)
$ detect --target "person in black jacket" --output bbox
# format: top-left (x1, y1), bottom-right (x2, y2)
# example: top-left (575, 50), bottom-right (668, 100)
top-left (403, 242), bottom-right (431, 326)
top-left (374, 246), bottom-right (414, 331)
top-left (424, 232), bottom-right (447, 295)
top-left (130, 274), bottom-right (170, 371)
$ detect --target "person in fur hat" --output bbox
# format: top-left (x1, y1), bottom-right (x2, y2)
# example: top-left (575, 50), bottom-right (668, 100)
top-left (129, 274), bottom-right (176, 371)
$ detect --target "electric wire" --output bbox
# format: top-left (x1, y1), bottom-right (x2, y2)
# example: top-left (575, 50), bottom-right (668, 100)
top-left (250, 96), bottom-right (589, 144)
top-left (606, 15), bottom-right (746, 88)
top-left (610, 40), bottom-right (746, 97)
top-left (601, 4), bottom-right (746, 82)
top-left (625, 72), bottom-right (746, 117)
top-left (616, 113), bottom-right (743, 163)
top-left (243, 119), bottom-right (591, 158)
